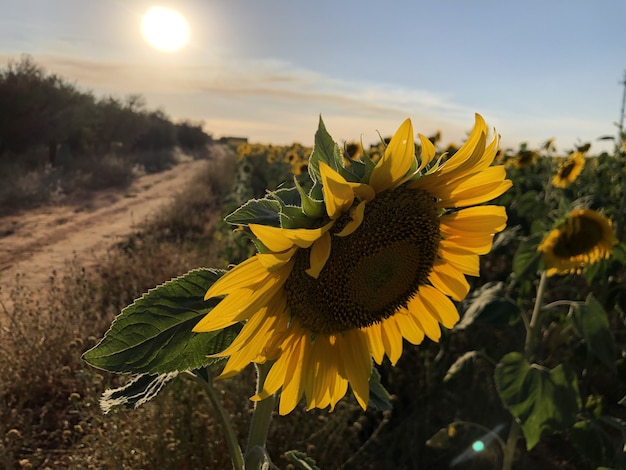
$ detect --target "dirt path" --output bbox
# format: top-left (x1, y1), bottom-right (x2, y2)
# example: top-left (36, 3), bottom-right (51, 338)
top-left (0, 152), bottom-right (216, 305)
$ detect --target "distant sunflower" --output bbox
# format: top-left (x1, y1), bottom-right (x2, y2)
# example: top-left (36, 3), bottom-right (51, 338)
top-left (193, 115), bottom-right (511, 415)
top-left (552, 152), bottom-right (585, 188)
top-left (512, 150), bottom-right (537, 169)
top-left (538, 209), bottom-right (617, 276)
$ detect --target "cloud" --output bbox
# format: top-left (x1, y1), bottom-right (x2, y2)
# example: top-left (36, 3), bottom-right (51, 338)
top-left (0, 52), bottom-right (612, 151)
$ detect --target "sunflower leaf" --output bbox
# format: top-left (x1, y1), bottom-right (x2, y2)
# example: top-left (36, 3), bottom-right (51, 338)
top-left (455, 282), bottom-right (521, 329)
top-left (225, 197), bottom-right (282, 226)
top-left (569, 294), bottom-right (616, 371)
top-left (308, 116), bottom-right (343, 183)
top-left (83, 268), bottom-right (241, 375)
top-left (100, 372), bottom-right (179, 413)
top-left (494, 352), bottom-right (581, 450)
top-left (273, 186), bottom-right (302, 206)
top-left (512, 235), bottom-right (543, 280)
top-left (368, 367), bottom-right (392, 411)
top-left (569, 418), bottom-right (616, 467)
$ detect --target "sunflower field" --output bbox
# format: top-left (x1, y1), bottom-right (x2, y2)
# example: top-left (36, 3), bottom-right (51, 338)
top-left (81, 115), bottom-right (626, 470)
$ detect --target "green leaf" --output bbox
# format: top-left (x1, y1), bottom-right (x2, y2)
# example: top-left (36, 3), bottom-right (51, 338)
top-left (280, 205), bottom-right (317, 229)
top-left (83, 268), bottom-right (241, 375)
top-left (455, 282), bottom-right (521, 330)
top-left (512, 190), bottom-right (545, 220)
top-left (308, 116), bottom-right (343, 183)
top-left (294, 178), bottom-right (325, 219)
top-left (284, 450), bottom-right (321, 470)
top-left (494, 352), bottom-right (581, 449)
top-left (224, 197), bottom-right (281, 226)
top-left (611, 242), bottom-right (626, 265)
top-left (100, 372), bottom-right (179, 413)
top-left (273, 186), bottom-right (301, 206)
top-left (368, 367), bottom-right (392, 411)
top-left (570, 419), bottom-right (615, 467)
top-left (512, 235), bottom-right (543, 280)
top-left (569, 294), bottom-right (616, 370)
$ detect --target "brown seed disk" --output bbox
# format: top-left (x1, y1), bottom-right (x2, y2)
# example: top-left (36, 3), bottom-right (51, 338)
top-left (284, 186), bottom-right (440, 334)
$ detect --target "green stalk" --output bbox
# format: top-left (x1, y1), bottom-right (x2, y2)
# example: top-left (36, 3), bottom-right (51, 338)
top-left (245, 361), bottom-right (277, 470)
top-left (502, 271), bottom-right (548, 470)
top-left (198, 370), bottom-right (244, 470)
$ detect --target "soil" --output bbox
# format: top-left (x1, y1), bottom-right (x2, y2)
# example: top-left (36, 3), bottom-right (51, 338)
top-left (0, 152), bottom-right (215, 308)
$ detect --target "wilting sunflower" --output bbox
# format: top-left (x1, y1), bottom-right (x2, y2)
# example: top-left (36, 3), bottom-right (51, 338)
top-left (193, 114), bottom-right (511, 415)
top-left (552, 152), bottom-right (585, 188)
top-left (538, 209), bottom-right (618, 276)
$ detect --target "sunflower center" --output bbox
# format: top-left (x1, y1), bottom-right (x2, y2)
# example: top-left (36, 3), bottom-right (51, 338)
top-left (559, 161), bottom-right (575, 179)
top-left (284, 186), bottom-right (440, 334)
top-left (553, 215), bottom-right (604, 258)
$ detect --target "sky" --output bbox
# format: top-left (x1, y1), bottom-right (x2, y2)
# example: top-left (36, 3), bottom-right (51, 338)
top-left (1, 0), bottom-right (626, 153)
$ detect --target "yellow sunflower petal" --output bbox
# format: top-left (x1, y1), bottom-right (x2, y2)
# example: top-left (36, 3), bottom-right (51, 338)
top-left (250, 222), bottom-right (334, 252)
top-left (440, 234), bottom-right (496, 255)
top-left (338, 330), bottom-right (371, 410)
top-left (335, 201), bottom-right (366, 237)
top-left (353, 183), bottom-right (376, 202)
top-left (256, 247), bottom-right (298, 270)
top-left (369, 118), bottom-right (415, 193)
top-left (407, 294), bottom-right (442, 342)
top-left (394, 308), bottom-right (425, 345)
top-left (438, 245), bottom-right (480, 276)
top-left (306, 232), bottom-right (331, 278)
top-left (194, 262), bottom-right (292, 331)
top-left (417, 133), bottom-right (436, 171)
top-left (363, 322), bottom-right (385, 364)
top-left (204, 256), bottom-right (267, 299)
top-left (434, 167), bottom-right (512, 208)
top-left (418, 285), bottom-right (460, 329)
top-left (379, 317), bottom-right (403, 365)
top-left (438, 113), bottom-right (487, 176)
top-left (320, 161), bottom-right (356, 219)
top-left (216, 293), bottom-right (286, 361)
top-left (428, 260), bottom-right (470, 301)
top-left (440, 205), bottom-right (508, 233)
top-left (276, 335), bottom-right (308, 415)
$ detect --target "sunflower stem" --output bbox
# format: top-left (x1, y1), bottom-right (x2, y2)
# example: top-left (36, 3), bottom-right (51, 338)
top-left (524, 271), bottom-right (548, 361)
top-left (502, 271), bottom-right (549, 470)
top-left (245, 362), bottom-right (276, 470)
top-left (198, 368), bottom-right (244, 470)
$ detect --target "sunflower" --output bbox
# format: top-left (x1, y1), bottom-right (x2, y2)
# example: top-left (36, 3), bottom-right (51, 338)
top-left (193, 114), bottom-right (511, 415)
top-left (552, 152), bottom-right (585, 188)
top-left (512, 150), bottom-right (537, 169)
top-left (538, 209), bottom-right (618, 276)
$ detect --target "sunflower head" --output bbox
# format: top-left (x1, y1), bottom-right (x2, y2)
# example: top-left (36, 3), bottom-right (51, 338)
top-left (513, 150), bottom-right (537, 169)
top-left (538, 209), bottom-right (618, 276)
top-left (552, 152), bottom-right (585, 188)
top-left (193, 114), bottom-right (511, 415)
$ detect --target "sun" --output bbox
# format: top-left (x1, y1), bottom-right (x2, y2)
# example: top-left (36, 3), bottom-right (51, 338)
top-left (141, 6), bottom-right (190, 52)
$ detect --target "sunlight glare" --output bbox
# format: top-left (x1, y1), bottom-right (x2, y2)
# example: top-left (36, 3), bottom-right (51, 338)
top-left (141, 6), bottom-right (190, 52)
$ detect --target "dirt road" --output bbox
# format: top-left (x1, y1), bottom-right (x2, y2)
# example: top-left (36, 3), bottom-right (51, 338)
top-left (0, 154), bottom-right (213, 304)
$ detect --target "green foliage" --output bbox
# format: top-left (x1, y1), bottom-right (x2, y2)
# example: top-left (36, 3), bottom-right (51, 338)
top-left (307, 116), bottom-right (344, 183)
top-left (225, 197), bottom-right (282, 226)
top-left (456, 282), bottom-right (521, 329)
top-left (569, 294), bottom-right (616, 370)
top-left (494, 352), bottom-right (581, 449)
top-left (83, 268), bottom-right (239, 375)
